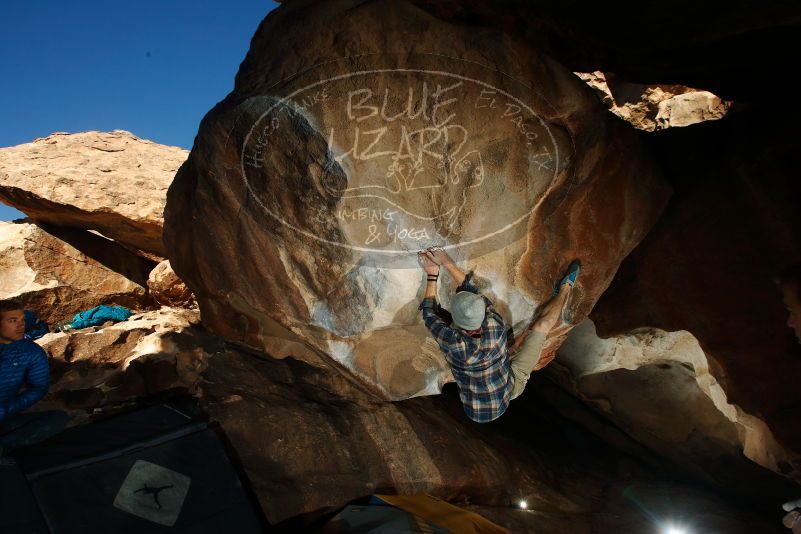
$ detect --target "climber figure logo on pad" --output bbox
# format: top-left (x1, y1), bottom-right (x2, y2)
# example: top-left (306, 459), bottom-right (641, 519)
top-left (134, 483), bottom-right (174, 510)
top-left (417, 247), bottom-right (581, 422)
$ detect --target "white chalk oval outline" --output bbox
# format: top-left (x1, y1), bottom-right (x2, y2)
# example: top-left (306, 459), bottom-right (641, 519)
top-left (241, 66), bottom-right (567, 255)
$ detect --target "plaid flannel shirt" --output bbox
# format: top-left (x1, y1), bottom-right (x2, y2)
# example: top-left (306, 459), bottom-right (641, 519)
top-left (419, 270), bottom-right (512, 423)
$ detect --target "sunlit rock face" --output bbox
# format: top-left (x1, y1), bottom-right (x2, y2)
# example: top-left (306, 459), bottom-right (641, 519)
top-left (38, 307), bottom-right (213, 416)
top-left (164, 0), bottom-right (670, 399)
top-left (575, 71), bottom-right (730, 132)
top-left (0, 130), bottom-right (187, 258)
top-left (0, 221), bottom-right (150, 325)
top-left (147, 260), bottom-right (196, 308)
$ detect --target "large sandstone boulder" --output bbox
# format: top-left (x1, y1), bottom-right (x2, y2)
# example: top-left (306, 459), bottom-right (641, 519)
top-left (165, 0), bottom-right (670, 400)
top-left (147, 260), bottom-right (196, 307)
top-left (0, 130), bottom-right (188, 257)
top-left (0, 220), bottom-right (150, 325)
top-left (199, 346), bottom-right (783, 532)
top-left (550, 319), bottom-right (801, 492)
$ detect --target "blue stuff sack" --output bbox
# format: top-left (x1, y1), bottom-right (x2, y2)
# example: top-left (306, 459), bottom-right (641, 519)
top-left (69, 305), bottom-right (132, 330)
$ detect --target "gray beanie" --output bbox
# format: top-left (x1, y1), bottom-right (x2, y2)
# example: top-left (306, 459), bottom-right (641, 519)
top-left (451, 291), bottom-right (486, 330)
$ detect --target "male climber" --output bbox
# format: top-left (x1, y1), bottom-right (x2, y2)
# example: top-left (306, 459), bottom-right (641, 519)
top-left (417, 247), bottom-right (580, 423)
top-left (0, 299), bottom-right (68, 465)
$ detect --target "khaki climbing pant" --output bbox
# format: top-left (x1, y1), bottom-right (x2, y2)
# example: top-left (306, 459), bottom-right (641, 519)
top-left (509, 331), bottom-right (546, 400)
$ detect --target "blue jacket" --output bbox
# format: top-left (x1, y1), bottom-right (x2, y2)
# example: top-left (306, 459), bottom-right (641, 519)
top-left (0, 339), bottom-right (50, 422)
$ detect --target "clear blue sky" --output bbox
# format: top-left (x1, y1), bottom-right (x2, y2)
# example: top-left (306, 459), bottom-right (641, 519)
top-left (0, 0), bottom-right (278, 221)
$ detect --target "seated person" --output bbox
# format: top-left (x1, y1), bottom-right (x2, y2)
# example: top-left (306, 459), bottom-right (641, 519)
top-left (778, 263), bottom-right (801, 533)
top-left (0, 299), bottom-right (68, 465)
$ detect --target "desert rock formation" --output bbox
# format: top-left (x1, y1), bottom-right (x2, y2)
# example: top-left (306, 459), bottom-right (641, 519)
top-left (0, 220), bottom-right (150, 325)
top-left (164, 0), bottom-right (670, 401)
top-left (0, 130), bottom-right (187, 257)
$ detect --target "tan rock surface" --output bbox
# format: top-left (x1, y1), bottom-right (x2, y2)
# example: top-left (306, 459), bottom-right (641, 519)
top-left (0, 130), bottom-right (188, 257)
top-left (37, 307), bottom-right (216, 415)
top-left (0, 220), bottom-right (149, 325)
top-left (575, 71), bottom-right (729, 132)
top-left (164, 0), bottom-right (671, 400)
top-left (551, 319), bottom-right (801, 491)
top-left (147, 259), bottom-right (195, 307)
